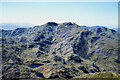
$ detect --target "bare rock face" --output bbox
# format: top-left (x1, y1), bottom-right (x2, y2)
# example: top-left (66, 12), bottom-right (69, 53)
top-left (1, 22), bottom-right (119, 79)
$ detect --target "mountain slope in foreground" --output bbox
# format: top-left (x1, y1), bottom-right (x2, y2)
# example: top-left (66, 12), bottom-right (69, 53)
top-left (0, 22), bottom-right (120, 79)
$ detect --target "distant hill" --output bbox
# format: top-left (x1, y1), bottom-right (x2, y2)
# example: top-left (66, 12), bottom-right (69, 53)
top-left (1, 22), bottom-right (119, 79)
top-left (80, 25), bottom-right (118, 32)
top-left (0, 23), bottom-right (35, 30)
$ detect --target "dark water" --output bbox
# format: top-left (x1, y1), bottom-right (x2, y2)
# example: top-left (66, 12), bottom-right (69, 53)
top-left (35, 72), bottom-right (45, 78)
top-left (28, 64), bottom-right (45, 78)
top-left (28, 64), bottom-right (44, 68)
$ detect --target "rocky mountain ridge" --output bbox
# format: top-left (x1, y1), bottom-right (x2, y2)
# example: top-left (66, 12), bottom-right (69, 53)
top-left (1, 22), bottom-right (119, 79)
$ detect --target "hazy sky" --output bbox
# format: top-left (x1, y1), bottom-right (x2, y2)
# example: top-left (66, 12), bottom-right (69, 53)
top-left (1, 2), bottom-right (118, 28)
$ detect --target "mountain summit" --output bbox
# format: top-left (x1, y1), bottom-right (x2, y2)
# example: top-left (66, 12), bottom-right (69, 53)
top-left (45, 22), bottom-right (58, 26)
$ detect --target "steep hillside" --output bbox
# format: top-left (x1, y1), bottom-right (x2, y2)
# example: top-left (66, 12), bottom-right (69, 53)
top-left (1, 22), bottom-right (119, 79)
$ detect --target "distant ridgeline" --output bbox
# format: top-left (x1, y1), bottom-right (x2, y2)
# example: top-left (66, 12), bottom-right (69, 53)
top-left (1, 22), bottom-right (119, 79)
top-left (0, 23), bottom-right (34, 30)
top-left (0, 22), bottom-right (118, 31)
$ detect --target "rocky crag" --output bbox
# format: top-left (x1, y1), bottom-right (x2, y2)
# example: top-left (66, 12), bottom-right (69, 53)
top-left (0, 22), bottom-right (119, 79)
